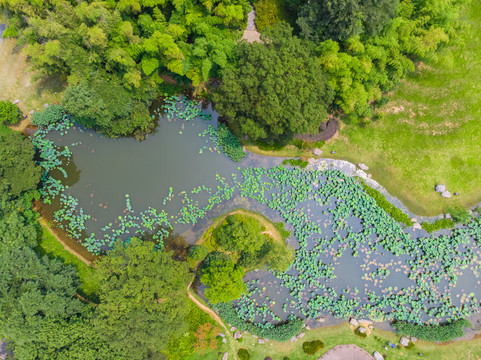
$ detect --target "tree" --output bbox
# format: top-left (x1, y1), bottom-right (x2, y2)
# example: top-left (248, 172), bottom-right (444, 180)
top-left (200, 257), bottom-right (246, 304)
top-left (93, 239), bottom-right (191, 359)
top-left (0, 132), bottom-right (42, 196)
top-left (214, 214), bottom-right (265, 253)
top-left (297, 0), bottom-right (398, 42)
top-left (265, 241), bottom-right (295, 272)
top-left (0, 101), bottom-right (21, 125)
top-left (215, 22), bottom-right (333, 142)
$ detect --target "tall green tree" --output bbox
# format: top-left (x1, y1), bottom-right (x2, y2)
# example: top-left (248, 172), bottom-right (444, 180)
top-left (200, 257), bottom-right (246, 304)
top-left (0, 132), bottom-right (42, 197)
top-left (93, 239), bottom-right (191, 359)
top-left (215, 22), bottom-right (333, 142)
top-left (214, 214), bottom-right (265, 253)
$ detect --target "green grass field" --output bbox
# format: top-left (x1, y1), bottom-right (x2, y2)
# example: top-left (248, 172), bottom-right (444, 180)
top-left (324, 1), bottom-right (481, 216)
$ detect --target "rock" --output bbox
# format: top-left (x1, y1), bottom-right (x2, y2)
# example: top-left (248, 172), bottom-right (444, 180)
top-left (264, 338), bottom-right (269, 342)
top-left (308, 158), bottom-right (316, 165)
top-left (258, 339), bottom-right (265, 344)
top-left (356, 169), bottom-right (368, 179)
top-left (43, 103), bottom-right (49, 108)
top-left (358, 163), bottom-right (369, 170)
top-left (222, 352), bottom-right (228, 360)
top-left (358, 327), bottom-right (367, 334)
top-left (296, 332), bottom-right (305, 339)
top-left (468, 209), bottom-right (473, 215)
top-left (12, 99), bottom-right (20, 104)
top-left (230, 326), bottom-right (236, 332)
top-left (454, 192), bottom-right (460, 196)
top-left (369, 325), bottom-right (374, 329)
top-left (312, 148), bottom-right (323, 156)
top-left (349, 318), bottom-right (359, 326)
top-left (331, 150), bottom-right (336, 154)
top-left (289, 336), bottom-right (297, 342)
top-left (222, 338), bottom-right (226, 343)
top-left (411, 217), bottom-right (417, 223)
top-left (234, 331), bottom-right (242, 339)
top-left (441, 191), bottom-right (452, 198)
top-left (373, 351), bottom-right (384, 360)
top-left (317, 317), bottom-right (326, 323)
top-left (445, 213), bottom-right (452, 219)
top-left (411, 336), bottom-right (418, 342)
top-left (413, 222), bottom-right (422, 230)
top-left (435, 184), bottom-right (446, 192)
top-left (400, 336), bottom-right (410, 347)
top-left (305, 325), bottom-right (311, 330)
top-left (29, 110), bottom-right (35, 115)
top-left (218, 333), bottom-right (225, 338)
top-left (359, 319), bottom-right (373, 325)
top-left (367, 174), bottom-right (372, 178)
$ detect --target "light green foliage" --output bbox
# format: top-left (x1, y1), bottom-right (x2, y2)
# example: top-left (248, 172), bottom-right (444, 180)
top-left (265, 241), bottom-right (294, 272)
top-left (93, 239), bottom-right (191, 359)
top-left (31, 104), bottom-right (64, 128)
top-left (1, 0), bottom-right (248, 135)
top-left (446, 206), bottom-right (472, 224)
top-left (237, 348), bottom-right (251, 360)
top-left (253, 0), bottom-right (296, 32)
top-left (214, 214), bottom-right (265, 253)
top-left (422, 219), bottom-right (455, 233)
top-left (200, 257), bottom-right (246, 304)
top-left (0, 132), bottom-right (42, 197)
top-left (0, 100), bottom-right (21, 125)
top-left (215, 22), bottom-right (333, 142)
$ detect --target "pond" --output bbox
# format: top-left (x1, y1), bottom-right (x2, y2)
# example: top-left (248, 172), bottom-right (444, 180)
top-left (36, 98), bottom-right (481, 329)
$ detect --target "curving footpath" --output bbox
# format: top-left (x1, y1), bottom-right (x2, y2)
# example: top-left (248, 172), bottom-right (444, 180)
top-left (318, 344), bottom-right (374, 360)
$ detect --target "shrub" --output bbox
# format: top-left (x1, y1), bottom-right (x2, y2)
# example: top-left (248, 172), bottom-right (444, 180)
top-left (189, 245), bottom-right (209, 261)
top-left (215, 302), bottom-right (304, 341)
top-left (302, 340), bottom-right (324, 354)
top-left (422, 219), bottom-right (454, 233)
top-left (0, 101), bottom-right (21, 125)
top-left (282, 158), bottom-right (308, 168)
top-left (238, 348), bottom-right (250, 360)
top-left (393, 319), bottom-right (470, 342)
top-left (31, 105), bottom-right (64, 128)
top-left (446, 206), bottom-right (472, 224)
top-left (274, 222), bottom-right (290, 240)
top-left (359, 179), bottom-right (412, 226)
top-left (354, 327), bottom-right (368, 338)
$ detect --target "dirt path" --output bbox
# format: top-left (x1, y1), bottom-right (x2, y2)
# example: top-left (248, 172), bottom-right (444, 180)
top-left (9, 116), bottom-right (31, 132)
top-left (38, 217), bottom-right (93, 266)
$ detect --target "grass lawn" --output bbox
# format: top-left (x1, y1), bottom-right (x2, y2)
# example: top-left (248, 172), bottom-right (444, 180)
top-left (323, 1), bottom-right (481, 216)
top-left (0, 38), bottom-right (64, 118)
top-left (196, 322), bottom-right (481, 360)
top-left (35, 225), bottom-right (99, 298)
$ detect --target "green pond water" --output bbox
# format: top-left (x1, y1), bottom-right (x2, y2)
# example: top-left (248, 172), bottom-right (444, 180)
top-left (39, 101), bottom-right (481, 327)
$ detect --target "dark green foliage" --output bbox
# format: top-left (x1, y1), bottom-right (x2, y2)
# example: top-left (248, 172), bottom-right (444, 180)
top-left (265, 241), bottom-right (294, 272)
top-left (422, 219), bottom-right (455, 233)
top-left (254, 0), bottom-right (296, 32)
top-left (214, 214), bottom-right (265, 253)
top-left (0, 132), bottom-right (42, 197)
top-left (216, 124), bottom-right (247, 162)
top-left (0, 101), bottom-right (21, 125)
top-left (189, 245), bottom-right (210, 261)
top-left (238, 240), bottom-right (272, 269)
top-left (215, 302), bottom-right (304, 341)
top-left (200, 257), bottom-right (246, 304)
top-left (446, 207), bottom-right (472, 224)
top-left (93, 239), bottom-right (191, 359)
top-left (359, 179), bottom-right (411, 226)
top-left (354, 327), bottom-right (368, 338)
top-left (393, 319), bottom-right (470, 342)
top-left (282, 158), bottom-right (309, 168)
top-left (215, 22), bottom-right (333, 142)
top-left (31, 105), bottom-right (64, 128)
top-left (302, 340), bottom-right (324, 354)
top-left (238, 348), bottom-right (251, 360)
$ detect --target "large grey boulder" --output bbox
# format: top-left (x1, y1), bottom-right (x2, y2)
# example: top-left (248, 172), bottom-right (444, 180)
top-left (373, 351), bottom-right (384, 360)
top-left (441, 191), bottom-right (452, 198)
top-left (413, 222), bottom-right (422, 230)
top-left (312, 148), bottom-right (323, 156)
top-left (349, 318), bottom-right (359, 326)
top-left (445, 213), bottom-right (452, 219)
top-left (435, 184), bottom-right (446, 192)
top-left (358, 163), bottom-right (369, 170)
top-left (234, 331), bottom-right (242, 339)
top-left (358, 327), bottom-right (367, 334)
top-left (400, 336), bottom-right (410, 347)
top-left (222, 352), bottom-right (228, 360)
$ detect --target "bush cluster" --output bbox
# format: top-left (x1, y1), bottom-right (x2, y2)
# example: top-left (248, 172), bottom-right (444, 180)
top-left (446, 206), bottom-right (472, 224)
top-left (0, 101), bottom-right (21, 125)
top-left (215, 302), bottom-right (304, 341)
top-left (393, 319), bottom-right (470, 342)
top-left (31, 105), bottom-right (65, 128)
top-left (189, 245), bottom-right (209, 261)
top-left (237, 348), bottom-right (251, 360)
top-left (359, 180), bottom-right (412, 226)
top-left (422, 219), bottom-right (455, 233)
top-left (302, 340), bottom-right (324, 354)
top-left (282, 158), bottom-right (308, 168)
